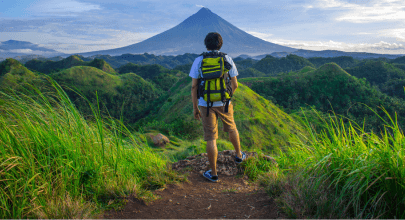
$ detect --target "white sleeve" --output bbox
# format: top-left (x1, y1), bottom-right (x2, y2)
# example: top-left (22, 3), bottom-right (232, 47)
top-left (225, 55), bottom-right (239, 77)
top-left (189, 56), bottom-right (203, 79)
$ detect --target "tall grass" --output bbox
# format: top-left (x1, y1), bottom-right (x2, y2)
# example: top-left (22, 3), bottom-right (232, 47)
top-left (275, 107), bottom-right (405, 218)
top-left (0, 78), bottom-right (181, 218)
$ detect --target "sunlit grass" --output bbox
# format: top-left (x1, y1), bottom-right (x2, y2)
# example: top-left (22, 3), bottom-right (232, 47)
top-left (0, 78), bottom-right (182, 218)
top-left (274, 107), bottom-right (405, 218)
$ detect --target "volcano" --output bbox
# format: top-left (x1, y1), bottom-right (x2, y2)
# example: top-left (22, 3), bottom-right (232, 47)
top-left (78, 7), bottom-right (296, 57)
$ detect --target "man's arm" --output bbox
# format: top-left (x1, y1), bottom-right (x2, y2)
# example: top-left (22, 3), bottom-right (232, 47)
top-left (230, 76), bottom-right (238, 94)
top-left (191, 78), bottom-right (201, 120)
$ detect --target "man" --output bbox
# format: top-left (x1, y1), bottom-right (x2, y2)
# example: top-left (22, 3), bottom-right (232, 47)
top-left (189, 32), bottom-right (246, 182)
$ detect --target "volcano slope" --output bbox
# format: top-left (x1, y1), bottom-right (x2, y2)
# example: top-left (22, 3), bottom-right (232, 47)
top-left (139, 76), bottom-right (307, 154)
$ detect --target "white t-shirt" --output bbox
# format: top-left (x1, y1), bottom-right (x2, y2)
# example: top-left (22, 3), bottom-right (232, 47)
top-left (189, 51), bottom-right (239, 107)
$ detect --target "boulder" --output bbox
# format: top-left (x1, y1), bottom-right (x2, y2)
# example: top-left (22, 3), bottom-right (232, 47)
top-left (152, 133), bottom-right (170, 147)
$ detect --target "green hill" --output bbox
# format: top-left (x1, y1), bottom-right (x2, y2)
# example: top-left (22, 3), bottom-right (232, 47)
top-left (252, 54), bottom-right (315, 76)
top-left (0, 58), bottom-right (39, 90)
top-left (87, 58), bottom-right (116, 74)
top-left (308, 56), bottom-right (360, 68)
top-left (25, 55), bottom-right (115, 74)
top-left (241, 63), bottom-right (405, 131)
top-left (85, 53), bottom-right (200, 69)
top-left (141, 77), bottom-right (307, 153)
top-left (345, 60), bottom-right (405, 99)
top-left (238, 67), bottom-right (266, 78)
top-left (393, 63), bottom-right (405, 71)
top-left (234, 58), bottom-right (258, 70)
top-left (390, 55), bottom-right (405, 64)
top-left (51, 66), bottom-right (163, 122)
top-left (345, 60), bottom-right (405, 86)
top-left (116, 63), bottom-right (185, 91)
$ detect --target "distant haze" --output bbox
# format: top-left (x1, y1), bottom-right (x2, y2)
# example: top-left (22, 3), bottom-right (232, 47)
top-left (0, 40), bottom-right (65, 58)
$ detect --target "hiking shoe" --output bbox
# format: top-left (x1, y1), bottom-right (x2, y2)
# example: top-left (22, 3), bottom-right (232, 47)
top-left (235, 152), bottom-right (247, 164)
top-left (203, 170), bottom-right (218, 182)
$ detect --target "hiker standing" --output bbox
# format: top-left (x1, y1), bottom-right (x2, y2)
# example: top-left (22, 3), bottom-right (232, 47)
top-left (189, 32), bottom-right (246, 182)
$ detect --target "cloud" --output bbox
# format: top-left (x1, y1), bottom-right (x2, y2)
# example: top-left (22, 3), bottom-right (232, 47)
top-left (247, 31), bottom-right (273, 39)
top-left (312, 0), bottom-right (405, 23)
top-left (275, 39), bottom-right (405, 53)
top-left (0, 29), bottom-right (159, 54)
top-left (378, 28), bottom-right (405, 42)
top-left (28, 0), bottom-right (101, 15)
top-left (249, 31), bottom-right (405, 54)
top-left (8, 49), bottom-right (34, 53)
top-left (196, 5), bottom-right (205, 8)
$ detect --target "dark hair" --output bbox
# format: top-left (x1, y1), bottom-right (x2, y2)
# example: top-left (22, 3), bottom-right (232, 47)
top-left (204, 32), bottom-right (223, 50)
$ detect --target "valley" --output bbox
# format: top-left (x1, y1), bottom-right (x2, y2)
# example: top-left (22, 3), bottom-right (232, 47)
top-left (1, 52), bottom-right (405, 218)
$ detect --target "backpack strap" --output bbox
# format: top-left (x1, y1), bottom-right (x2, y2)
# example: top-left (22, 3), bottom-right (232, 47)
top-left (220, 77), bottom-right (225, 102)
top-left (206, 81), bottom-right (211, 117)
top-left (224, 100), bottom-right (230, 113)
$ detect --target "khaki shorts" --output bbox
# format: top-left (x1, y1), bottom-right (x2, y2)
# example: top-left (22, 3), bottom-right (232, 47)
top-left (200, 103), bottom-right (237, 141)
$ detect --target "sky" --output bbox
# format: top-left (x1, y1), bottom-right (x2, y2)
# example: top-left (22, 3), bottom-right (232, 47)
top-left (0, 0), bottom-right (404, 55)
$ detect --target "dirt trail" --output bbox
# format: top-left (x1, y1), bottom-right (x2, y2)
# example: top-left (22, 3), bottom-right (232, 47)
top-left (104, 151), bottom-right (284, 219)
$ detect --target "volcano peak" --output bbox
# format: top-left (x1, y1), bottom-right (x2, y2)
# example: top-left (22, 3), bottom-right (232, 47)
top-left (77, 8), bottom-right (296, 57)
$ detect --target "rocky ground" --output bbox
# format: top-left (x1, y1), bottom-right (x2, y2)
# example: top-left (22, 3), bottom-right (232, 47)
top-left (104, 150), bottom-right (283, 219)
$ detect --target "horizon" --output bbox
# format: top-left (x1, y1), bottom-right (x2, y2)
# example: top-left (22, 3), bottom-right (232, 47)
top-left (1, 1), bottom-right (405, 55)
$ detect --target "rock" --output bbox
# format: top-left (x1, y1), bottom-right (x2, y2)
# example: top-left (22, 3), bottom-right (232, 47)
top-left (152, 133), bottom-right (170, 147)
top-left (262, 155), bottom-right (278, 166)
top-left (172, 150), bottom-right (267, 177)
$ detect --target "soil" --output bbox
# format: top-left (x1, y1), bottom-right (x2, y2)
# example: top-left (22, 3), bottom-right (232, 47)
top-left (104, 151), bottom-right (284, 219)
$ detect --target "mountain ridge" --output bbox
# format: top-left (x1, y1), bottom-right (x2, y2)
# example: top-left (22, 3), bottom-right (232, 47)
top-left (0, 40), bottom-right (65, 58)
top-left (77, 8), bottom-right (296, 57)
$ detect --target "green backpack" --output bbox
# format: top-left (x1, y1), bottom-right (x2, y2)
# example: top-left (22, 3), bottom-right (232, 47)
top-left (197, 51), bottom-right (233, 117)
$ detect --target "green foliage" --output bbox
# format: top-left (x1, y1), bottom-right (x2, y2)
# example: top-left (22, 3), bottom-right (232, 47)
top-left (252, 54), bottom-right (315, 76)
top-left (50, 66), bottom-right (163, 123)
top-left (392, 63), bottom-right (405, 71)
top-left (0, 58), bottom-right (21, 76)
top-left (390, 55), bottom-right (405, 64)
top-left (238, 67), bottom-right (265, 78)
top-left (234, 58), bottom-right (258, 70)
top-left (276, 108), bottom-right (405, 218)
top-left (87, 53), bottom-right (199, 69)
top-left (0, 59), bottom-right (40, 90)
top-left (173, 63), bottom-right (192, 75)
top-left (241, 152), bottom-right (278, 181)
top-left (345, 60), bottom-right (405, 87)
top-left (139, 76), bottom-right (307, 153)
top-left (88, 58), bottom-right (116, 74)
top-left (241, 63), bottom-right (405, 132)
top-left (25, 55), bottom-right (115, 74)
top-left (0, 79), bottom-right (183, 218)
top-left (308, 56), bottom-right (360, 68)
top-left (117, 63), bottom-right (185, 90)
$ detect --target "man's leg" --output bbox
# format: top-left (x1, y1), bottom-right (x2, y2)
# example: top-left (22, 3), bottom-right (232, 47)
top-left (229, 129), bottom-right (242, 158)
top-left (206, 139), bottom-right (218, 176)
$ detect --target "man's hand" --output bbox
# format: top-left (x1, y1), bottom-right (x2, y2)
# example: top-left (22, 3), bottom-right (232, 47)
top-left (194, 108), bottom-right (202, 120)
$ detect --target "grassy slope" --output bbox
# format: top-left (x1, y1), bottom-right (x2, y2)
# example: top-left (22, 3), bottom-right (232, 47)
top-left (147, 76), bottom-right (306, 153)
top-left (51, 66), bottom-right (121, 95)
top-left (345, 60), bottom-right (405, 86)
top-left (25, 55), bottom-right (116, 74)
top-left (253, 54), bottom-right (315, 76)
top-left (390, 55), bottom-right (405, 64)
top-left (0, 58), bottom-right (39, 90)
top-left (241, 63), bottom-right (405, 131)
top-left (308, 56), bottom-right (360, 68)
top-left (50, 66), bottom-right (163, 122)
top-left (0, 79), bottom-right (182, 218)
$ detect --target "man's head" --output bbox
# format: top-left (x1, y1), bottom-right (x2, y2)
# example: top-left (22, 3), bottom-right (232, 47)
top-left (204, 32), bottom-right (223, 51)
